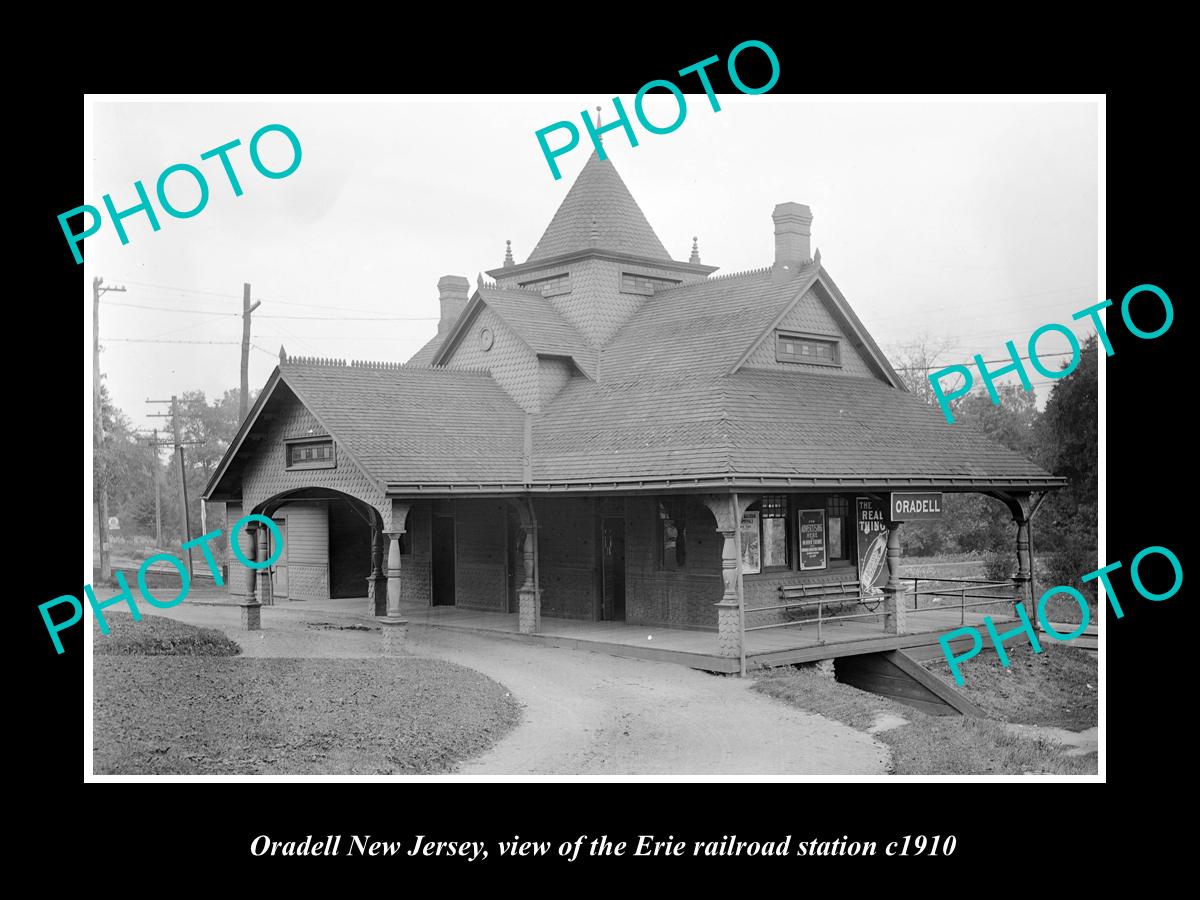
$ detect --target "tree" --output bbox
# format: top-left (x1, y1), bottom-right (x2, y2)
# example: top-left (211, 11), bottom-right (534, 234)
top-left (92, 385), bottom-right (256, 557)
top-left (1034, 336), bottom-right (1098, 601)
top-left (94, 383), bottom-right (149, 537)
top-left (893, 339), bottom-right (1042, 559)
top-left (159, 387), bottom-right (256, 558)
top-left (888, 334), bottom-right (958, 406)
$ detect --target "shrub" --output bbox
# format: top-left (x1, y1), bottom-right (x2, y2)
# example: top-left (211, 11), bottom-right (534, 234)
top-left (983, 550), bottom-right (1014, 583)
top-left (95, 612), bottom-right (241, 657)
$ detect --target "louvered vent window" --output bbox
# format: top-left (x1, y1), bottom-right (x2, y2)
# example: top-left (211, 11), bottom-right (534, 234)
top-left (620, 272), bottom-right (682, 295)
top-left (518, 273), bottom-right (571, 297)
top-left (286, 439), bottom-right (336, 470)
top-left (776, 332), bottom-right (841, 367)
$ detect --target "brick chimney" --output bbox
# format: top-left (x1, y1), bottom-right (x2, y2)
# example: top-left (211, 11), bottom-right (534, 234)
top-left (437, 275), bottom-right (470, 336)
top-left (772, 202), bottom-right (813, 275)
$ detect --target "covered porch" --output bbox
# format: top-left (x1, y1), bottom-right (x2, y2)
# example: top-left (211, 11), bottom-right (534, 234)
top-left (282, 592), bottom-right (1021, 673)
top-left (229, 485), bottom-right (1048, 673)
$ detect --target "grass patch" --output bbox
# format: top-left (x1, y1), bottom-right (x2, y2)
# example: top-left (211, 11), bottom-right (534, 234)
top-left (94, 656), bottom-right (521, 774)
top-left (94, 612), bottom-right (241, 657)
top-left (754, 665), bottom-right (1097, 776)
top-left (921, 642), bottom-right (1096, 730)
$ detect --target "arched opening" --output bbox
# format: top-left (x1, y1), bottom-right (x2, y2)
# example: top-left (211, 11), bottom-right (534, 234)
top-left (251, 488), bottom-right (385, 603)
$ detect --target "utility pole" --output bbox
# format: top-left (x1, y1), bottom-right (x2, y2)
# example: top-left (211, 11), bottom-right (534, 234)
top-left (152, 428), bottom-right (163, 546)
top-left (147, 396), bottom-right (203, 577)
top-left (241, 283), bottom-right (261, 422)
top-left (93, 276), bottom-right (126, 581)
top-left (135, 428), bottom-right (165, 546)
top-left (135, 426), bottom-right (166, 546)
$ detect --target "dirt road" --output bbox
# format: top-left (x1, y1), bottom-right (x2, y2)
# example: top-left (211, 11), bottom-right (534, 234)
top-left (116, 601), bottom-right (889, 776)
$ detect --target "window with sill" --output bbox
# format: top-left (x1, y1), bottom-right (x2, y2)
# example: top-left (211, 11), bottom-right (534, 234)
top-left (620, 272), bottom-right (681, 295)
top-left (826, 495), bottom-right (850, 561)
top-left (776, 332), bottom-right (841, 367)
top-left (519, 272), bottom-right (571, 297)
top-left (285, 438), bottom-right (335, 471)
top-left (759, 495), bottom-right (789, 569)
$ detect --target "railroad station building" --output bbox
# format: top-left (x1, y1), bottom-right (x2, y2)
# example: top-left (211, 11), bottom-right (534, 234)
top-left (204, 151), bottom-right (1063, 667)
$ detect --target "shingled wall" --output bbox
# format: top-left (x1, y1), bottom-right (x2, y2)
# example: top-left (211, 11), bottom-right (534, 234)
top-left (445, 306), bottom-right (540, 410)
top-left (239, 391), bottom-right (386, 517)
top-left (740, 287), bottom-right (875, 377)
top-left (535, 497), bottom-right (597, 620)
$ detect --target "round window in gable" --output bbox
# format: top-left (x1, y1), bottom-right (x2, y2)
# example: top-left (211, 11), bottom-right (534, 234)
top-left (479, 327), bottom-right (494, 351)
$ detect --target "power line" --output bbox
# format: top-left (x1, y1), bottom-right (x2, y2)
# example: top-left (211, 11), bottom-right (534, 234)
top-left (103, 298), bottom-right (436, 322)
top-left (111, 275), bottom-right (435, 316)
top-left (105, 338), bottom-right (242, 346)
top-left (255, 334), bottom-right (430, 342)
top-left (104, 300), bottom-right (238, 316)
top-left (259, 296), bottom-right (422, 315)
top-left (892, 351), bottom-right (1078, 373)
top-left (869, 283), bottom-right (1096, 319)
top-left (113, 278), bottom-right (243, 300)
top-left (146, 313), bottom-right (235, 339)
top-left (255, 313), bottom-right (438, 321)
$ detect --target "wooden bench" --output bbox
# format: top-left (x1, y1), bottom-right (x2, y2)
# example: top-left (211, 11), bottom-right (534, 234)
top-left (778, 580), bottom-right (879, 624)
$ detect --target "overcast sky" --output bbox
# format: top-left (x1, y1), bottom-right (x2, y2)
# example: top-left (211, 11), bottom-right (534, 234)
top-left (88, 97), bottom-right (1099, 432)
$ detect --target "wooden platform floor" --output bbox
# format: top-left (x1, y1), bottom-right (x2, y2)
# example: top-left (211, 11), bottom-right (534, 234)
top-left (374, 601), bottom-right (1027, 673)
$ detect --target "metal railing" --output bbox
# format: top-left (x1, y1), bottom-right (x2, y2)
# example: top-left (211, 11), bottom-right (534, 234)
top-left (744, 581), bottom-right (885, 643)
top-left (904, 576), bottom-right (1017, 625)
top-left (743, 576), bottom-right (1022, 643)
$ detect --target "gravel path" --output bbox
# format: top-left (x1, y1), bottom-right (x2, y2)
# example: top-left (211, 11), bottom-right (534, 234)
top-left (123, 601), bottom-right (889, 776)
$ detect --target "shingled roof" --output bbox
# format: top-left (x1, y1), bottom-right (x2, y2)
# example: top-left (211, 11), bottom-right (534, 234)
top-left (205, 359), bottom-right (527, 498)
top-left (527, 151), bottom-right (673, 262)
top-left (434, 286), bottom-right (596, 376)
top-left (209, 152), bottom-right (1063, 496)
top-left (531, 369), bottom-right (1060, 487)
top-left (602, 264), bottom-right (820, 380)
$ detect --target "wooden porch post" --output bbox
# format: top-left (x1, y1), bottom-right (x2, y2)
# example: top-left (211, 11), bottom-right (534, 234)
top-left (516, 497), bottom-right (541, 634)
top-left (701, 494), bottom-right (753, 664)
top-left (380, 500), bottom-right (411, 655)
top-left (518, 527), bottom-right (540, 634)
top-left (987, 490), bottom-right (1047, 628)
top-left (255, 519), bottom-right (272, 607)
top-left (998, 491), bottom-right (1038, 627)
top-left (384, 531), bottom-right (403, 616)
top-left (239, 519), bottom-right (261, 630)
top-left (366, 524), bottom-right (387, 616)
top-left (882, 521), bottom-right (905, 634)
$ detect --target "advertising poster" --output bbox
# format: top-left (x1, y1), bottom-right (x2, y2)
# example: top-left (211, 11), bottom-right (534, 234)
top-left (798, 509), bottom-right (827, 571)
top-left (856, 496), bottom-right (888, 596)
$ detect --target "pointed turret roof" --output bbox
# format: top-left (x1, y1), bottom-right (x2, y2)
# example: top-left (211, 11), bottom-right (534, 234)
top-left (527, 151), bottom-right (672, 262)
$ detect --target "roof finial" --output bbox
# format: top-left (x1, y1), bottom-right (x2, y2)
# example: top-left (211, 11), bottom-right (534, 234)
top-left (596, 105), bottom-right (603, 144)
top-left (477, 272), bottom-right (484, 291)
top-left (279, 345), bottom-right (287, 364)
top-left (503, 239), bottom-right (514, 268)
top-left (813, 247), bottom-right (821, 265)
top-left (689, 236), bottom-right (701, 264)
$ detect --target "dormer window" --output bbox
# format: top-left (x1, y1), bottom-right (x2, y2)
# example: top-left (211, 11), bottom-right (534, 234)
top-left (286, 438), bottom-right (336, 470)
top-left (620, 272), bottom-right (682, 295)
top-left (776, 331), bottom-right (841, 367)
top-left (519, 272), bottom-right (571, 297)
